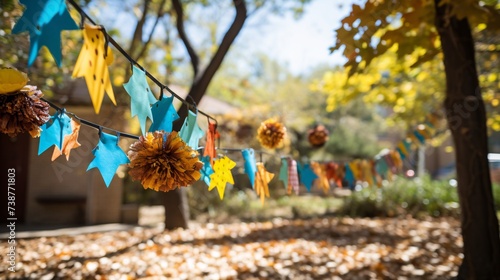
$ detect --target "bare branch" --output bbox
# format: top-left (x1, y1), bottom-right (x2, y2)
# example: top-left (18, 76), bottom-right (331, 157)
top-left (172, 0), bottom-right (200, 78)
top-left (134, 0), bottom-right (168, 61)
top-left (128, 0), bottom-right (151, 57)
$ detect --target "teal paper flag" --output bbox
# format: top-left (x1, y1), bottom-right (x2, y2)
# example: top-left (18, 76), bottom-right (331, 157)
top-left (124, 65), bottom-right (156, 135)
top-left (279, 157), bottom-right (289, 190)
top-left (242, 148), bottom-right (257, 188)
top-left (38, 111), bottom-right (72, 155)
top-left (12, 0), bottom-right (79, 67)
top-left (149, 95), bottom-right (179, 133)
top-left (87, 132), bottom-right (130, 187)
top-left (298, 162), bottom-right (318, 192)
top-left (200, 156), bottom-right (214, 186)
top-left (344, 163), bottom-right (355, 186)
top-left (179, 110), bottom-right (204, 150)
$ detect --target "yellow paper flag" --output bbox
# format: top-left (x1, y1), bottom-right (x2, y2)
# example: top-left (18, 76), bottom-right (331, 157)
top-left (255, 162), bottom-right (274, 205)
top-left (72, 24), bottom-right (116, 114)
top-left (209, 156), bottom-right (236, 200)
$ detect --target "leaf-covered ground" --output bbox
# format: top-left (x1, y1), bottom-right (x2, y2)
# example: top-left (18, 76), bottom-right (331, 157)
top-left (2, 217), bottom-right (462, 279)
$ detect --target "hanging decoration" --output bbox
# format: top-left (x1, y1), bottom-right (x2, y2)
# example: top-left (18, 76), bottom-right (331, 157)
top-left (179, 110), bottom-right (205, 150)
top-left (123, 65), bottom-right (156, 135)
top-left (307, 124), bottom-right (329, 147)
top-left (255, 162), bottom-right (274, 205)
top-left (87, 131), bottom-right (130, 187)
top-left (278, 157), bottom-right (289, 190)
top-left (0, 69), bottom-right (50, 137)
top-left (149, 94), bottom-right (179, 133)
top-left (287, 158), bottom-right (300, 195)
top-left (51, 118), bottom-right (81, 161)
top-left (298, 162), bottom-right (318, 192)
top-left (0, 68), bottom-right (29, 94)
top-left (242, 148), bottom-right (257, 188)
top-left (128, 131), bottom-right (202, 192)
top-left (257, 118), bottom-right (286, 149)
top-left (38, 110), bottom-right (72, 155)
top-left (12, 0), bottom-right (79, 67)
top-left (209, 156), bottom-right (236, 200)
top-left (311, 162), bottom-right (329, 194)
top-left (200, 156), bottom-right (214, 186)
top-left (203, 121), bottom-right (219, 166)
top-left (72, 23), bottom-right (116, 114)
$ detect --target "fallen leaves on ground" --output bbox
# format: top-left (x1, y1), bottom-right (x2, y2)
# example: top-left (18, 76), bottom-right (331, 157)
top-left (1, 217), bottom-right (462, 279)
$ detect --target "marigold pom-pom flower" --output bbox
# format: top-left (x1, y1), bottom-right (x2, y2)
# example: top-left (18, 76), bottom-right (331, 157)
top-left (0, 85), bottom-right (50, 137)
top-left (128, 131), bottom-right (203, 192)
top-left (257, 118), bottom-right (286, 149)
top-left (307, 124), bottom-right (329, 147)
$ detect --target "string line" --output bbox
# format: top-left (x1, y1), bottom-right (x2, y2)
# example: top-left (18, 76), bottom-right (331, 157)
top-left (66, 0), bottom-right (217, 124)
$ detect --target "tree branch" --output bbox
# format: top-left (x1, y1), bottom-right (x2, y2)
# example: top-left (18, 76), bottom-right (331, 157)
top-left (172, 0), bottom-right (200, 78)
top-left (134, 0), bottom-right (168, 61)
top-left (189, 0), bottom-right (247, 103)
top-left (128, 0), bottom-right (151, 57)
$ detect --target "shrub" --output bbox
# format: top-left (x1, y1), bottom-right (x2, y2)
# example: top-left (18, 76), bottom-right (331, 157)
top-left (339, 176), bottom-right (460, 218)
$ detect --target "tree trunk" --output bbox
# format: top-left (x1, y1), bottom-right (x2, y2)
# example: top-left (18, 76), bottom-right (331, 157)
top-left (162, 0), bottom-right (248, 230)
top-left (434, 1), bottom-right (500, 278)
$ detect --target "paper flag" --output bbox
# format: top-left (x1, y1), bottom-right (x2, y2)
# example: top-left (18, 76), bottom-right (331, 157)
top-left (38, 111), bottom-right (72, 155)
top-left (72, 23), bottom-right (116, 114)
top-left (124, 65), bottom-right (156, 135)
top-left (375, 158), bottom-right (389, 179)
top-left (149, 95), bottom-right (179, 133)
top-left (298, 162), bottom-right (318, 192)
top-left (87, 132), bottom-right (130, 187)
top-left (344, 163), bottom-right (355, 187)
top-left (287, 158), bottom-right (300, 195)
top-left (255, 162), bottom-right (274, 205)
top-left (413, 130), bottom-right (425, 144)
top-left (311, 162), bottom-right (329, 194)
top-left (200, 156), bottom-right (214, 186)
top-left (279, 157), bottom-right (289, 190)
top-left (179, 110), bottom-right (204, 150)
top-left (242, 148), bottom-right (257, 188)
top-left (12, 0), bottom-right (79, 67)
top-left (51, 118), bottom-right (81, 161)
top-left (360, 160), bottom-right (374, 186)
top-left (203, 122), bottom-right (218, 166)
top-left (209, 156), bottom-right (236, 200)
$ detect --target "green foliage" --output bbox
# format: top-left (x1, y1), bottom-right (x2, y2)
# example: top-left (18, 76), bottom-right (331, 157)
top-left (339, 176), bottom-right (461, 218)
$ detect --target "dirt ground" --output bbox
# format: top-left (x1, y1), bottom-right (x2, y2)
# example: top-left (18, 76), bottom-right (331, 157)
top-left (1, 216), bottom-right (462, 279)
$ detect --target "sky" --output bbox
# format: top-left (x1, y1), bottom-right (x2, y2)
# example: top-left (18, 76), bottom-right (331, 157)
top-left (239, 0), bottom-right (353, 75)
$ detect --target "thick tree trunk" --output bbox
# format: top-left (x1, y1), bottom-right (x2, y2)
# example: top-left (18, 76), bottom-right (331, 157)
top-left (434, 1), bottom-right (500, 278)
top-left (161, 0), bottom-right (248, 230)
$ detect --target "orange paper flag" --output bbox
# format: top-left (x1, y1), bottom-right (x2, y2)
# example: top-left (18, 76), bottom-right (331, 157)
top-left (52, 118), bottom-right (81, 161)
top-left (255, 162), bottom-right (274, 205)
top-left (203, 122), bottom-right (219, 166)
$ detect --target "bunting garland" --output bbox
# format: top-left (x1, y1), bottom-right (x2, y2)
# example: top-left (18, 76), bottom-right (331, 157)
top-left (1, 0), bottom-right (446, 203)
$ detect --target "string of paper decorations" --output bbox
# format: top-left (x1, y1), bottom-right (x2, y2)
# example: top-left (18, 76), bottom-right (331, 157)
top-left (0, 0), bottom-right (440, 205)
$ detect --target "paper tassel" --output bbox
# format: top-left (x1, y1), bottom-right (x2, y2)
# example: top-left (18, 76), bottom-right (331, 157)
top-left (255, 162), bottom-right (274, 205)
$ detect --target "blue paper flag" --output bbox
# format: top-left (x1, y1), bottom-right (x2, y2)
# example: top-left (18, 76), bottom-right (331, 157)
top-left (124, 65), bottom-right (156, 135)
top-left (87, 132), bottom-right (130, 187)
top-left (200, 156), bottom-right (214, 186)
top-left (179, 110), bottom-right (204, 150)
top-left (12, 0), bottom-right (79, 67)
top-left (242, 148), bottom-right (257, 188)
top-left (413, 130), bottom-right (425, 144)
top-left (38, 111), bottom-right (72, 155)
top-left (375, 159), bottom-right (389, 179)
top-left (298, 162), bottom-right (318, 192)
top-left (279, 157), bottom-right (289, 190)
top-left (149, 95), bottom-right (179, 133)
